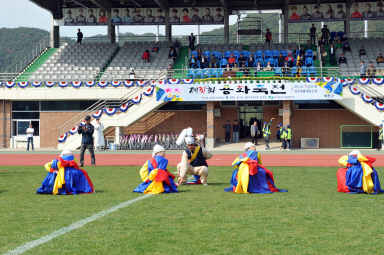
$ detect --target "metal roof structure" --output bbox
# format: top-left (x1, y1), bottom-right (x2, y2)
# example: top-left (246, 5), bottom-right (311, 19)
top-left (30, 0), bottom-right (353, 19)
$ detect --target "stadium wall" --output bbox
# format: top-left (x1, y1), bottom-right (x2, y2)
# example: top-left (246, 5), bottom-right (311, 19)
top-left (0, 101), bottom-right (12, 148)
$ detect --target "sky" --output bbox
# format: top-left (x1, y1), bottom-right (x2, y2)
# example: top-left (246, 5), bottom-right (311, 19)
top-left (0, 0), bottom-right (238, 37)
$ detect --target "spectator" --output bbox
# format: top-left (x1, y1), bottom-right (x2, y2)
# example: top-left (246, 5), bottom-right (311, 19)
top-left (241, 63), bottom-right (248, 77)
top-left (360, 61), bottom-right (366, 78)
top-left (309, 24), bottom-right (316, 44)
top-left (142, 50), bottom-right (150, 63)
top-left (343, 40), bottom-right (351, 52)
top-left (78, 115), bottom-right (95, 167)
top-left (320, 45), bottom-right (327, 66)
top-left (285, 53), bottom-right (294, 67)
top-left (278, 53), bottom-right (284, 67)
top-left (299, 46), bottom-right (305, 57)
top-left (367, 62), bottom-right (376, 78)
top-left (232, 63), bottom-right (239, 72)
top-left (329, 43), bottom-right (336, 65)
top-left (296, 55), bottom-right (303, 67)
top-left (377, 53), bottom-right (384, 63)
top-left (225, 63), bottom-right (231, 71)
top-left (210, 55), bottom-right (218, 68)
top-left (256, 61), bottom-right (262, 71)
top-left (232, 120), bottom-right (240, 143)
top-left (189, 55), bottom-right (198, 68)
top-left (338, 53), bottom-right (347, 65)
top-left (227, 53), bottom-right (236, 67)
top-left (200, 54), bottom-right (209, 68)
top-left (77, 28), bottom-right (83, 44)
top-left (287, 47), bottom-right (292, 55)
top-left (152, 42), bottom-right (159, 53)
top-left (168, 47), bottom-right (178, 63)
top-left (335, 39), bottom-right (342, 49)
top-left (26, 124), bottom-right (34, 151)
top-left (188, 33), bottom-right (196, 51)
top-left (167, 64), bottom-right (174, 79)
top-left (238, 54), bottom-right (247, 67)
top-left (359, 45), bottom-right (366, 57)
top-left (129, 68), bottom-right (136, 79)
top-left (265, 62), bottom-right (272, 71)
top-left (265, 28), bottom-right (272, 44)
top-left (173, 39), bottom-right (180, 54)
top-left (250, 121), bottom-right (258, 145)
top-left (222, 120), bottom-right (231, 143)
top-left (321, 25), bottom-right (330, 45)
top-left (293, 46), bottom-right (299, 58)
top-left (247, 53), bottom-right (255, 67)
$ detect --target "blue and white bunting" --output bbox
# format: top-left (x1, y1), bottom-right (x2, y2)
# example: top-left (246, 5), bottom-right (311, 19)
top-left (68, 126), bottom-right (79, 135)
top-left (321, 77), bottom-right (334, 83)
top-left (5, 82), bottom-right (15, 88)
top-left (18, 82), bottom-right (28, 88)
top-left (58, 133), bottom-right (68, 143)
top-left (358, 78), bottom-right (370, 85)
top-left (58, 81), bottom-right (69, 87)
top-left (131, 94), bottom-right (142, 104)
top-left (143, 86), bottom-right (155, 96)
top-left (98, 81), bottom-right (109, 88)
top-left (372, 78), bottom-right (384, 85)
top-left (72, 81), bottom-right (82, 88)
top-left (349, 85), bottom-right (360, 95)
top-left (45, 81), bottom-right (55, 87)
top-left (123, 81), bottom-right (135, 87)
top-left (92, 109), bottom-right (103, 118)
top-left (168, 79), bottom-right (180, 84)
top-left (119, 102), bottom-right (130, 112)
top-left (375, 101), bottom-right (384, 111)
top-left (182, 79), bottom-right (194, 84)
top-left (104, 108), bottom-right (117, 115)
top-left (136, 81), bottom-right (147, 87)
top-left (361, 94), bottom-right (373, 103)
top-left (343, 78), bottom-right (355, 85)
top-left (306, 77), bottom-right (320, 83)
top-left (85, 81), bottom-right (95, 87)
top-left (156, 80), bottom-right (166, 85)
top-left (111, 81), bottom-right (121, 87)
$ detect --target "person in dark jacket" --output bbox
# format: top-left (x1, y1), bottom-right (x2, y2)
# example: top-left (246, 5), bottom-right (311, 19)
top-left (222, 120), bottom-right (231, 143)
top-left (78, 115), bottom-right (95, 166)
top-left (77, 28), bottom-right (83, 44)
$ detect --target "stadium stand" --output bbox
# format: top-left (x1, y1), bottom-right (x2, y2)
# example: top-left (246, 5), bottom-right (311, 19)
top-left (28, 42), bottom-right (118, 81)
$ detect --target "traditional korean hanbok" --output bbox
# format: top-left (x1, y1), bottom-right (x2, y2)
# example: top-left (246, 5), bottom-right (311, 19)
top-left (36, 152), bottom-right (94, 195)
top-left (134, 155), bottom-right (178, 194)
top-left (337, 150), bottom-right (383, 194)
top-left (225, 149), bottom-right (287, 193)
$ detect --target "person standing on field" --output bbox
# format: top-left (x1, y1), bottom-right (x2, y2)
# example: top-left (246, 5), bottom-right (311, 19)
top-left (78, 115), bottom-right (95, 167)
top-left (26, 124), bottom-right (34, 151)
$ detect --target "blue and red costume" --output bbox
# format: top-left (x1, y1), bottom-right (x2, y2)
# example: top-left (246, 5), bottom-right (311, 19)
top-left (36, 155), bottom-right (94, 195)
top-left (337, 154), bottom-right (383, 194)
top-left (225, 150), bottom-right (287, 193)
top-left (134, 155), bottom-right (178, 194)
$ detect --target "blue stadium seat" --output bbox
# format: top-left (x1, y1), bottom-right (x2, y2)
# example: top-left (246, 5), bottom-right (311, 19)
top-left (194, 69), bottom-right (204, 78)
top-left (305, 57), bottom-right (313, 67)
top-left (187, 69), bottom-right (195, 78)
top-left (233, 51), bottom-right (240, 58)
top-left (272, 50), bottom-right (279, 59)
top-left (281, 50), bottom-right (288, 58)
top-left (263, 58), bottom-right (274, 67)
top-left (241, 50), bottom-right (248, 57)
top-left (224, 51), bottom-right (231, 59)
top-left (301, 67), bottom-right (308, 77)
top-left (291, 67), bottom-right (298, 77)
top-left (218, 68), bottom-right (225, 77)
top-left (219, 58), bottom-right (228, 68)
top-left (203, 51), bottom-right (210, 59)
top-left (202, 69), bottom-right (210, 77)
top-left (330, 32), bottom-right (337, 42)
top-left (191, 51), bottom-right (198, 57)
top-left (208, 69), bottom-right (219, 78)
top-left (264, 50), bottom-right (272, 59)
top-left (309, 66), bottom-right (316, 77)
top-left (255, 50), bottom-right (263, 59)
top-left (338, 31), bottom-right (344, 39)
top-left (274, 67), bottom-right (282, 77)
top-left (305, 50), bottom-right (313, 58)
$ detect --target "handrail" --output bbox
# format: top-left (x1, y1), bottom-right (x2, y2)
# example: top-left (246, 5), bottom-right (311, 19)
top-left (56, 70), bottom-right (167, 139)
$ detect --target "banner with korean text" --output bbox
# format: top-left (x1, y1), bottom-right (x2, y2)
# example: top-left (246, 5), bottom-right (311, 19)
top-left (156, 80), bottom-right (343, 101)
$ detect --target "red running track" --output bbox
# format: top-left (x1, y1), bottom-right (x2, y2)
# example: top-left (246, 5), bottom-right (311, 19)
top-left (1, 153), bottom-right (384, 167)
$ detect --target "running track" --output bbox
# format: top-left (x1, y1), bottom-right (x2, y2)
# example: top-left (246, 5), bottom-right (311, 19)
top-left (2, 153), bottom-right (384, 167)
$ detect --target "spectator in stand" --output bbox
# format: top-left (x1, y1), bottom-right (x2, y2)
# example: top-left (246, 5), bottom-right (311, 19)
top-left (265, 62), bottom-right (272, 71)
top-left (287, 47), bottom-right (292, 55)
top-left (210, 55), bottom-right (218, 68)
top-left (256, 61), bottom-right (262, 72)
top-left (26, 124), bottom-right (34, 151)
top-left (310, 24), bottom-right (316, 45)
top-left (329, 43), bottom-right (336, 65)
top-left (320, 45), bottom-right (327, 66)
top-left (189, 55), bottom-right (198, 68)
top-left (360, 61), bottom-right (367, 78)
top-left (129, 68), bottom-right (136, 79)
top-left (227, 53), bottom-right (236, 67)
top-left (335, 39), bottom-right (342, 49)
top-left (293, 46), bottom-right (299, 59)
top-left (225, 63), bottom-right (231, 71)
top-left (285, 53), bottom-right (294, 67)
top-left (77, 29), bottom-right (83, 44)
top-left (200, 54), bottom-right (209, 68)
top-left (247, 53), bottom-right (255, 67)
top-left (278, 53), bottom-right (284, 67)
top-left (173, 39), bottom-right (180, 54)
top-left (168, 47), bottom-right (178, 63)
top-left (265, 29), bottom-right (272, 44)
top-left (321, 25), bottom-right (330, 45)
top-left (222, 120), bottom-right (231, 143)
top-left (196, 48), bottom-right (203, 62)
top-left (377, 53), bottom-right (384, 63)
top-left (238, 54), bottom-right (247, 67)
top-left (152, 42), bottom-right (159, 53)
top-left (359, 46), bottom-right (366, 57)
top-left (241, 63), bottom-right (248, 77)
top-left (250, 121), bottom-right (258, 145)
top-left (142, 50), bottom-right (150, 63)
top-left (299, 46), bottom-right (305, 57)
top-left (343, 40), bottom-right (351, 52)
top-left (232, 63), bottom-right (240, 72)
top-left (232, 120), bottom-right (240, 143)
top-left (188, 33), bottom-right (196, 51)
top-left (338, 53), bottom-right (347, 65)
top-left (367, 62), bottom-right (377, 78)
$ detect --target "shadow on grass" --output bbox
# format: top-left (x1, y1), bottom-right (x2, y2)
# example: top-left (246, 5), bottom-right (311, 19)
top-left (0, 190), bottom-right (7, 194)
top-left (94, 190), bottom-right (107, 193)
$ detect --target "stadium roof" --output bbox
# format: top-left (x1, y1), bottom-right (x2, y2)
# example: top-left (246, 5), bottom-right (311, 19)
top-left (31, 0), bottom-right (351, 19)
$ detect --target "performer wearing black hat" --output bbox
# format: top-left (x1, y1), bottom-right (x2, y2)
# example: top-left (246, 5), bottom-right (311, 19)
top-left (78, 115), bottom-right (95, 167)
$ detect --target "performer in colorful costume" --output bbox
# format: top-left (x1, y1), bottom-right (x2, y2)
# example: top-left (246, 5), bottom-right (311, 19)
top-left (36, 150), bottom-right (94, 195)
top-left (177, 136), bottom-right (212, 185)
top-left (134, 145), bottom-right (178, 194)
top-left (225, 142), bottom-right (287, 193)
top-left (337, 150), bottom-right (383, 194)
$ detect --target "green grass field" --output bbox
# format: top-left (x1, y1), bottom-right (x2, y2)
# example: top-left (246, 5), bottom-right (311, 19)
top-left (1, 165), bottom-right (384, 255)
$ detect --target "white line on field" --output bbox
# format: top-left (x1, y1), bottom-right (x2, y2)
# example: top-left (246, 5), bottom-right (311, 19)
top-left (3, 194), bottom-right (153, 255)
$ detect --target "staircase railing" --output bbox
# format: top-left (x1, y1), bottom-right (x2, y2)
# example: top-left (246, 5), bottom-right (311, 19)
top-left (57, 70), bottom-right (167, 139)
top-left (3, 35), bottom-right (50, 75)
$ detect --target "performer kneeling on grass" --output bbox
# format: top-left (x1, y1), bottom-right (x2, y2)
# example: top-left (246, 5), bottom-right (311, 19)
top-left (134, 144), bottom-right (178, 194)
top-left (36, 150), bottom-right (94, 195)
top-left (177, 136), bottom-right (213, 186)
top-left (337, 150), bottom-right (383, 194)
top-left (225, 142), bottom-right (287, 193)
